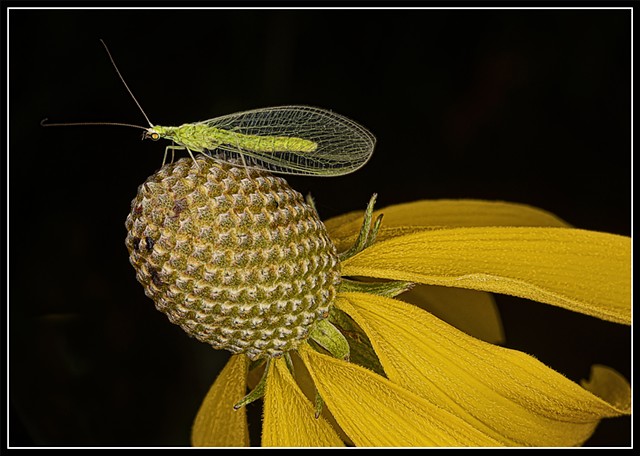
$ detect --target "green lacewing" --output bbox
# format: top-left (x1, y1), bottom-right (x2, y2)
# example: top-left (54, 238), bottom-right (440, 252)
top-left (42, 41), bottom-right (376, 176)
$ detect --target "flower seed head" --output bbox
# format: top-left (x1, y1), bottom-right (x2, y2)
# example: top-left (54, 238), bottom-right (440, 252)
top-left (125, 157), bottom-right (341, 359)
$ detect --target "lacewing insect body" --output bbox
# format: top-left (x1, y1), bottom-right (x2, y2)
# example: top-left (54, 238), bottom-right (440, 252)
top-left (42, 41), bottom-right (376, 177)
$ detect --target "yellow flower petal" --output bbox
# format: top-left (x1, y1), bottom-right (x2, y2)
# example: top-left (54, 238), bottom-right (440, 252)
top-left (342, 227), bottom-right (630, 325)
top-left (337, 292), bottom-right (631, 446)
top-left (262, 358), bottom-right (344, 447)
top-left (192, 355), bottom-right (249, 447)
top-left (325, 199), bottom-right (570, 252)
top-left (398, 284), bottom-right (505, 344)
top-left (581, 364), bottom-right (632, 413)
top-left (299, 344), bottom-right (502, 447)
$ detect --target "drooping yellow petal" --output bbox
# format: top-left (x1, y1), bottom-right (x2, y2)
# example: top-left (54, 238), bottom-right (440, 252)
top-left (581, 364), bottom-right (633, 412)
top-left (325, 199), bottom-right (570, 252)
top-left (298, 344), bottom-right (502, 447)
top-left (192, 355), bottom-right (249, 447)
top-left (262, 358), bottom-right (344, 447)
top-left (342, 227), bottom-right (630, 325)
top-left (337, 292), bottom-right (631, 446)
top-left (398, 284), bottom-right (505, 344)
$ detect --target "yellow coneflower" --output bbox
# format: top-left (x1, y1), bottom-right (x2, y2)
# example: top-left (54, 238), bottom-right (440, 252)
top-left (125, 157), bottom-right (630, 447)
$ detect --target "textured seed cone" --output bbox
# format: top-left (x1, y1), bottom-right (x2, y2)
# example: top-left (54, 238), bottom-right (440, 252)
top-left (125, 157), bottom-right (341, 360)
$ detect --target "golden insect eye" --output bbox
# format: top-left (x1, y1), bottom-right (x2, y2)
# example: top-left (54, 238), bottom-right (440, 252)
top-left (151, 133), bottom-right (160, 141)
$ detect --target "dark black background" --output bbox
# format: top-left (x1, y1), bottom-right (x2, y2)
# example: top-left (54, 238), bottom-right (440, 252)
top-left (9, 6), bottom-right (631, 447)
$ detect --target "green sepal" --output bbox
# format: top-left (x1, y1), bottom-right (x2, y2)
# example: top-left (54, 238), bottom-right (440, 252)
top-left (314, 390), bottom-right (325, 419)
top-left (328, 307), bottom-right (386, 377)
top-left (234, 359), bottom-right (270, 410)
top-left (283, 352), bottom-right (295, 377)
top-left (339, 194), bottom-right (383, 261)
top-left (339, 278), bottom-right (414, 298)
top-left (308, 319), bottom-right (350, 361)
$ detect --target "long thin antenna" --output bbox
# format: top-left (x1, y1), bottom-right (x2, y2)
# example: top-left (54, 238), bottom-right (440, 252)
top-left (40, 118), bottom-right (148, 130)
top-left (99, 39), bottom-right (153, 127)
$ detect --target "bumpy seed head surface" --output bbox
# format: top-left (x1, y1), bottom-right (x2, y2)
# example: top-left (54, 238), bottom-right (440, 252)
top-left (125, 157), bottom-right (341, 359)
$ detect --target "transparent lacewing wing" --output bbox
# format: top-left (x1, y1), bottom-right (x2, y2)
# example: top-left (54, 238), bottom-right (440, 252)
top-left (148, 105), bottom-right (376, 176)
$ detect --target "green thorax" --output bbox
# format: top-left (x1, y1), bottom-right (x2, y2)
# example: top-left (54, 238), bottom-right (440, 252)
top-left (152, 124), bottom-right (216, 153)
